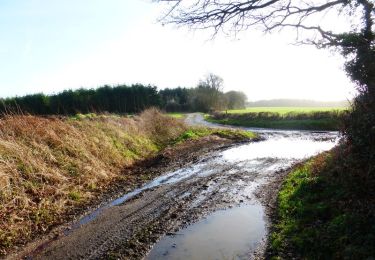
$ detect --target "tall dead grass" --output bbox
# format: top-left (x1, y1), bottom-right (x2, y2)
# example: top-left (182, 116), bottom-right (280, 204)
top-left (0, 108), bottom-right (186, 255)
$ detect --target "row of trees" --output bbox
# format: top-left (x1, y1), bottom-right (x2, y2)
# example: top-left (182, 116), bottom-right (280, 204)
top-left (0, 75), bottom-right (247, 115)
top-left (0, 84), bottom-right (161, 115)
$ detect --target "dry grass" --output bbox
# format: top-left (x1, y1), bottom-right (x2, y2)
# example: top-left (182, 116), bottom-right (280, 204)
top-left (0, 108), bottom-right (186, 255)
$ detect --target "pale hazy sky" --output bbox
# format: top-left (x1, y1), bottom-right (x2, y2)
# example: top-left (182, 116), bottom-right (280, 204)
top-left (0, 0), bottom-right (356, 101)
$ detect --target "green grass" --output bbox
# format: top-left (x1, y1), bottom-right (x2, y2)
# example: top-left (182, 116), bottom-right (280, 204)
top-left (173, 127), bottom-right (257, 144)
top-left (270, 152), bottom-right (375, 259)
top-left (207, 108), bottom-right (346, 130)
top-left (225, 107), bottom-right (348, 114)
top-left (68, 191), bottom-right (82, 201)
top-left (166, 113), bottom-right (186, 119)
top-left (207, 117), bottom-right (341, 131)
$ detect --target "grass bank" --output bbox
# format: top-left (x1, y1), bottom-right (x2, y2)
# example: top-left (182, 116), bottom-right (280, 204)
top-left (173, 127), bottom-right (256, 144)
top-left (207, 110), bottom-right (346, 131)
top-left (269, 149), bottom-right (375, 259)
top-left (0, 109), bottom-right (255, 256)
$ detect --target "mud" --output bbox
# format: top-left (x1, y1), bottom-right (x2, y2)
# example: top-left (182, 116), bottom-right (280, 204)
top-left (9, 114), bottom-right (339, 260)
top-left (8, 135), bottom-right (249, 260)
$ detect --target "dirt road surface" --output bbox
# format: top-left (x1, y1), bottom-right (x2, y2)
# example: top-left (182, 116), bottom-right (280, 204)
top-left (10, 114), bottom-right (338, 260)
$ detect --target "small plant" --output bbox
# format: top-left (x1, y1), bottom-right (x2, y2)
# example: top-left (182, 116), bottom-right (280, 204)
top-left (68, 191), bottom-right (81, 201)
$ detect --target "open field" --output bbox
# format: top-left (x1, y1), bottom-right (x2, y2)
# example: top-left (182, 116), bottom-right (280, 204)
top-left (208, 107), bottom-right (347, 131)
top-left (225, 107), bottom-right (348, 114)
top-left (207, 117), bottom-right (342, 131)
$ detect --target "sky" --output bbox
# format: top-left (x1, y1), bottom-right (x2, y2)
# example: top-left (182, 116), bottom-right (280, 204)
top-left (0, 0), bottom-right (356, 101)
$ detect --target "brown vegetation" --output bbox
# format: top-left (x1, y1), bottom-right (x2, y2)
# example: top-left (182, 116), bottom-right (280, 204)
top-left (0, 108), bottom-right (186, 255)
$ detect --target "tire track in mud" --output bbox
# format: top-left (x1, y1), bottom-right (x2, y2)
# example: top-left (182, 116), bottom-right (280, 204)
top-left (17, 114), bottom-right (338, 260)
top-left (34, 155), bottom-right (266, 259)
top-left (31, 153), bottom-right (303, 259)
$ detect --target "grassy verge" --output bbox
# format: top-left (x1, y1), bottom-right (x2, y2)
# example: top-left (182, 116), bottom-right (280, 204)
top-left (206, 110), bottom-right (346, 131)
top-left (269, 150), bottom-right (375, 259)
top-left (0, 109), bottom-right (255, 256)
top-left (173, 127), bottom-right (257, 144)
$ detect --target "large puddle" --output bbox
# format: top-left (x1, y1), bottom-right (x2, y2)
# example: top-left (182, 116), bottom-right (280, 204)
top-left (69, 118), bottom-right (339, 258)
top-left (145, 129), bottom-right (339, 259)
top-left (146, 205), bottom-right (265, 260)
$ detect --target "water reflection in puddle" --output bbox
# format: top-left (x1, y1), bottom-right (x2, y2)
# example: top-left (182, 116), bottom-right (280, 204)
top-left (146, 132), bottom-right (338, 259)
top-left (222, 135), bottom-right (338, 161)
top-left (72, 132), bottom-right (338, 230)
top-left (147, 205), bottom-right (265, 260)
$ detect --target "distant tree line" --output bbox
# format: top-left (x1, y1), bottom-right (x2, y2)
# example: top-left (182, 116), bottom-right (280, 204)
top-left (0, 74), bottom-right (247, 115)
top-left (0, 84), bottom-right (161, 115)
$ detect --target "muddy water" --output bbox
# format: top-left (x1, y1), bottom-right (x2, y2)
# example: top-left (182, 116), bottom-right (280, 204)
top-left (145, 126), bottom-right (339, 259)
top-left (67, 114), bottom-right (339, 259)
top-left (146, 205), bottom-right (265, 260)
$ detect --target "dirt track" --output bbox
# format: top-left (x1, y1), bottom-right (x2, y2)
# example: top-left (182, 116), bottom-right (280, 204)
top-left (10, 135), bottom-right (252, 260)
top-left (9, 115), bottom-right (338, 260)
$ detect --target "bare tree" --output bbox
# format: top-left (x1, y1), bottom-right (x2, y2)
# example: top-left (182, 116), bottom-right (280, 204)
top-left (195, 73), bottom-right (226, 111)
top-left (199, 73), bottom-right (224, 92)
top-left (155, 1), bottom-right (372, 39)
top-left (155, 0), bottom-right (374, 87)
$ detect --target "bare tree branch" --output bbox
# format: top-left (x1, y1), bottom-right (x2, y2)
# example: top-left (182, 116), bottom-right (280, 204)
top-left (155, 0), bottom-right (370, 46)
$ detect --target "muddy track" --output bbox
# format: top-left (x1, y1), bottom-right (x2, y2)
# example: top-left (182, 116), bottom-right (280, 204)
top-left (10, 114), bottom-right (338, 260)
top-left (30, 145), bottom-right (263, 259)
top-left (9, 134), bottom-right (249, 260)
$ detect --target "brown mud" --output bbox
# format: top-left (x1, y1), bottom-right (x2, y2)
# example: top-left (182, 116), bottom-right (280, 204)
top-left (7, 135), bottom-right (251, 260)
top-left (7, 114), bottom-right (338, 260)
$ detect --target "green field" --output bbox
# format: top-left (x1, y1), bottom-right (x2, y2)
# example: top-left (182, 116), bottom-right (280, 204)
top-left (166, 113), bottom-right (186, 119)
top-left (225, 107), bottom-right (348, 114)
top-left (207, 117), bottom-right (342, 131)
top-left (208, 107), bottom-right (347, 131)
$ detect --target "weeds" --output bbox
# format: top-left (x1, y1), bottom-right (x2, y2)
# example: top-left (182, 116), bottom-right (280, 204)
top-left (0, 108), bottom-right (252, 255)
top-left (0, 108), bottom-right (186, 255)
top-left (68, 191), bottom-right (82, 201)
